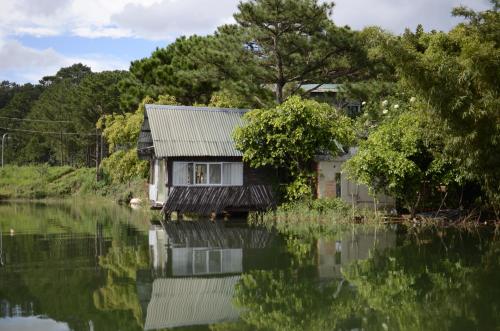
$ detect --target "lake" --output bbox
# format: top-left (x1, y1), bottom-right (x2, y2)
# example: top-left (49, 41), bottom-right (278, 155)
top-left (0, 202), bottom-right (498, 331)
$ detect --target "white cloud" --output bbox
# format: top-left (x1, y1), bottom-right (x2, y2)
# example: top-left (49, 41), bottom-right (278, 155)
top-left (0, 0), bottom-right (238, 40)
top-left (0, 0), bottom-right (493, 40)
top-left (111, 0), bottom-right (239, 39)
top-left (0, 39), bottom-right (128, 83)
top-left (331, 0), bottom-right (492, 33)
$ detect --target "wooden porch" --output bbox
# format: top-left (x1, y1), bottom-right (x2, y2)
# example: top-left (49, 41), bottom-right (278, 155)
top-left (161, 185), bottom-right (275, 215)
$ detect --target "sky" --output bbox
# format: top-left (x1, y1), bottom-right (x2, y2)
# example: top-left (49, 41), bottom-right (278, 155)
top-left (0, 0), bottom-right (491, 84)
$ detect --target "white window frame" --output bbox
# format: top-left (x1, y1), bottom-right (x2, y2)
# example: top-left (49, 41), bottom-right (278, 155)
top-left (173, 161), bottom-right (243, 187)
top-left (192, 248), bottom-right (223, 275)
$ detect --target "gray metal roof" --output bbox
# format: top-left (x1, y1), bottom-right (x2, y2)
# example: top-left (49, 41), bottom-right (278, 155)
top-left (145, 104), bottom-right (247, 157)
top-left (300, 83), bottom-right (343, 93)
top-left (144, 276), bottom-right (241, 330)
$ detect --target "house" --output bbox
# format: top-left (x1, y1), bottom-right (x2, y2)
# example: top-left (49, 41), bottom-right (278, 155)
top-left (301, 83), bottom-right (362, 117)
top-left (137, 104), bottom-right (275, 215)
top-left (315, 148), bottom-right (395, 209)
top-left (141, 221), bottom-right (284, 329)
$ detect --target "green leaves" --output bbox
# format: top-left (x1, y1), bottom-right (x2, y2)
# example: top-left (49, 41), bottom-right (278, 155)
top-left (345, 109), bottom-right (454, 213)
top-left (99, 95), bottom-right (176, 183)
top-left (380, 3), bottom-right (500, 209)
top-left (234, 96), bottom-right (354, 200)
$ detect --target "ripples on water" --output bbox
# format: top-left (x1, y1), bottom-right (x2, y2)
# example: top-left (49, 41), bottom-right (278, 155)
top-left (0, 202), bottom-right (498, 331)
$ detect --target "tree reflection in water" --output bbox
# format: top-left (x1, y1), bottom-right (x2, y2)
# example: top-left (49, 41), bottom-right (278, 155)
top-left (233, 227), bottom-right (500, 331)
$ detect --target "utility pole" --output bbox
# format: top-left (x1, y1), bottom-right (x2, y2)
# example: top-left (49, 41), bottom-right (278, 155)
top-left (1, 133), bottom-right (8, 168)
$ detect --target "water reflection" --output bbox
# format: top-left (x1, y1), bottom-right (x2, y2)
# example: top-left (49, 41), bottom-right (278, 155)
top-left (317, 228), bottom-right (396, 279)
top-left (143, 220), bottom-right (284, 329)
top-left (0, 203), bottom-right (498, 331)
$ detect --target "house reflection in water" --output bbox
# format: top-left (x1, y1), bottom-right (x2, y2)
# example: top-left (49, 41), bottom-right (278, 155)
top-left (317, 227), bottom-right (397, 280)
top-left (142, 220), bottom-right (281, 330)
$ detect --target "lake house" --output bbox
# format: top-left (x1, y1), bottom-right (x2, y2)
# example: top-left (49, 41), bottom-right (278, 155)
top-left (137, 104), bottom-right (275, 215)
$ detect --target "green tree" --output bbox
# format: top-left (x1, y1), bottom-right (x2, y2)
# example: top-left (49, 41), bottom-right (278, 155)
top-left (119, 29), bottom-right (273, 111)
top-left (344, 106), bottom-right (459, 215)
top-left (13, 65), bottom-right (128, 165)
top-left (234, 0), bottom-right (367, 103)
top-left (99, 95), bottom-right (178, 183)
top-left (381, 2), bottom-right (500, 211)
top-left (234, 96), bottom-right (354, 200)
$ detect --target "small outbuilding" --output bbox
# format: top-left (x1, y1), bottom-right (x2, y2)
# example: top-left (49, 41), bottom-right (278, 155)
top-left (315, 148), bottom-right (394, 209)
top-left (137, 104), bottom-right (275, 215)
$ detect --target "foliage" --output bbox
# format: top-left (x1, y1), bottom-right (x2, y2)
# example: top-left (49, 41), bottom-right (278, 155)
top-left (119, 31), bottom-right (273, 111)
top-left (0, 65), bottom-right (129, 166)
top-left (235, 0), bottom-right (368, 103)
top-left (381, 2), bottom-right (500, 210)
top-left (235, 96), bottom-right (354, 200)
top-left (344, 107), bottom-right (459, 215)
top-left (94, 241), bottom-right (149, 327)
top-left (98, 94), bottom-right (177, 184)
top-left (0, 202), bottom-right (150, 331)
top-left (343, 229), bottom-right (500, 331)
top-left (250, 197), bottom-right (381, 238)
top-left (100, 149), bottom-right (148, 184)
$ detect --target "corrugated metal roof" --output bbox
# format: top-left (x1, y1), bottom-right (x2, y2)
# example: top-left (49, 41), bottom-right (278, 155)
top-left (145, 104), bottom-right (247, 157)
top-left (144, 276), bottom-right (241, 330)
top-left (300, 83), bottom-right (343, 93)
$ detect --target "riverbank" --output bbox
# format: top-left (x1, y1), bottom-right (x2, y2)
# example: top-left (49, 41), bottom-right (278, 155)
top-left (0, 165), bottom-right (146, 203)
top-left (250, 198), bottom-right (499, 237)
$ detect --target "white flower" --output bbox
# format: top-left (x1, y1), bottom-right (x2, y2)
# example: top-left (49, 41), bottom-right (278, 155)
top-left (410, 97), bottom-right (417, 103)
top-left (393, 104), bottom-right (399, 109)
top-left (382, 109), bottom-right (388, 114)
top-left (361, 101), bottom-right (366, 106)
top-left (381, 100), bottom-right (388, 106)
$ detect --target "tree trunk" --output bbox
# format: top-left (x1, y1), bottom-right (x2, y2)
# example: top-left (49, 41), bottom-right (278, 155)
top-left (276, 82), bottom-right (283, 104)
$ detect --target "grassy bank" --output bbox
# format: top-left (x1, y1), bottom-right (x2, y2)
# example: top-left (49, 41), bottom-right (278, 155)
top-left (250, 197), bottom-right (498, 238)
top-left (0, 165), bottom-right (146, 203)
top-left (250, 198), bottom-right (386, 237)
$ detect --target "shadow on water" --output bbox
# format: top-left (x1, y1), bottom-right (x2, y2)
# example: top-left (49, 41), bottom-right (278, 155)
top-left (0, 202), bottom-right (498, 331)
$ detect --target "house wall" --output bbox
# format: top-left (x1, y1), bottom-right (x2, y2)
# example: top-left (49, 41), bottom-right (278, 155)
top-left (316, 158), bottom-right (394, 210)
top-left (165, 156), bottom-right (276, 188)
top-left (149, 158), bottom-right (168, 207)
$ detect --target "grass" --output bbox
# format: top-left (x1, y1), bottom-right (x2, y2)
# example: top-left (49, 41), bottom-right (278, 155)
top-left (0, 165), bottom-right (147, 203)
top-left (249, 197), bottom-right (498, 238)
top-left (249, 197), bottom-right (387, 238)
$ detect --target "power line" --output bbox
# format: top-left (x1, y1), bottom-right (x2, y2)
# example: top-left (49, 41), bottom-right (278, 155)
top-left (0, 126), bottom-right (99, 136)
top-left (0, 116), bottom-right (72, 123)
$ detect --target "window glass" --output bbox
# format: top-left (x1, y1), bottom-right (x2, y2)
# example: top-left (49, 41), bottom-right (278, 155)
top-left (195, 164), bottom-right (207, 184)
top-left (208, 250), bottom-right (221, 273)
top-left (193, 250), bottom-right (206, 274)
top-left (222, 163), bottom-right (232, 184)
top-left (209, 164), bottom-right (222, 184)
top-left (173, 162), bottom-right (191, 185)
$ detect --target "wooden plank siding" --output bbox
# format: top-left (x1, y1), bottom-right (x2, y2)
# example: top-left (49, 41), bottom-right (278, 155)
top-left (162, 185), bottom-right (275, 215)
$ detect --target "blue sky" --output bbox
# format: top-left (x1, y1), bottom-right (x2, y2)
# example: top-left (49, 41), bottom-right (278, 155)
top-left (0, 0), bottom-right (491, 84)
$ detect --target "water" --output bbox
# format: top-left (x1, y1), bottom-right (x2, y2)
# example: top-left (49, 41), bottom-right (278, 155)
top-left (0, 202), bottom-right (498, 331)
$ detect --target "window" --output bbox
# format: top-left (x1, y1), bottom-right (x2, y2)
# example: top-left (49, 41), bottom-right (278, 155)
top-left (193, 249), bottom-right (222, 274)
top-left (195, 164), bottom-right (207, 184)
top-left (173, 162), bottom-right (243, 186)
top-left (209, 164), bottom-right (222, 184)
